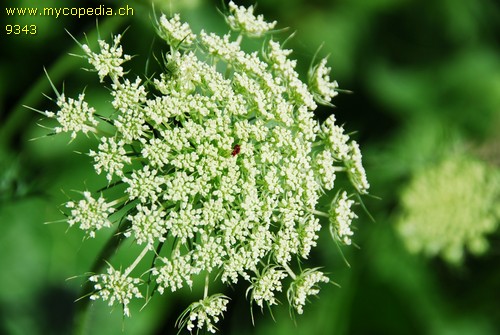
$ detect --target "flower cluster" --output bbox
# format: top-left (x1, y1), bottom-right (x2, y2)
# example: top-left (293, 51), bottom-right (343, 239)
top-left (44, 4), bottom-right (369, 333)
top-left (287, 268), bottom-right (330, 315)
top-left (309, 58), bottom-right (339, 105)
top-left (66, 191), bottom-right (115, 238)
top-left (157, 13), bottom-right (196, 47)
top-left (329, 191), bottom-right (357, 246)
top-left (82, 34), bottom-right (131, 82)
top-left (225, 1), bottom-right (277, 38)
top-left (397, 154), bottom-right (500, 264)
top-left (247, 266), bottom-right (287, 310)
top-left (44, 93), bottom-right (98, 140)
top-left (177, 294), bottom-right (230, 334)
top-left (89, 266), bottom-right (143, 317)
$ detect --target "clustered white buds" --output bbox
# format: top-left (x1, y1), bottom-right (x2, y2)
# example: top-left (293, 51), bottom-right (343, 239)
top-left (287, 268), bottom-right (330, 315)
top-left (247, 267), bottom-right (288, 309)
top-left (89, 266), bottom-right (143, 317)
top-left (225, 1), bottom-right (277, 38)
top-left (45, 3), bottom-right (369, 333)
top-left (82, 34), bottom-right (131, 82)
top-left (157, 13), bottom-right (196, 47)
top-left (309, 58), bottom-right (339, 105)
top-left (89, 137), bottom-right (131, 181)
top-left (44, 93), bottom-right (98, 139)
top-left (329, 191), bottom-right (357, 245)
top-left (66, 191), bottom-right (114, 238)
top-left (178, 294), bottom-right (230, 334)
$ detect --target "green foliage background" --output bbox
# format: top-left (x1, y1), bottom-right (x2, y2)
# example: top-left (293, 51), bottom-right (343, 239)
top-left (1, 0), bottom-right (499, 334)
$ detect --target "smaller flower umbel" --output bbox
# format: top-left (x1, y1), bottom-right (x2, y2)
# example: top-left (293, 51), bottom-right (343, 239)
top-left (247, 266), bottom-right (288, 311)
top-left (156, 13), bottom-right (196, 48)
top-left (329, 191), bottom-right (357, 246)
top-left (287, 268), bottom-right (330, 315)
top-left (309, 58), bottom-right (339, 106)
top-left (176, 294), bottom-right (230, 334)
top-left (82, 34), bottom-right (131, 83)
top-left (225, 1), bottom-right (277, 38)
top-left (89, 265), bottom-right (143, 317)
top-left (66, 191), bottom-right (115, 238)
top-left (44, 93), bottom-right (98, 140)
top-left (89, 137), bottom-right (131, 181)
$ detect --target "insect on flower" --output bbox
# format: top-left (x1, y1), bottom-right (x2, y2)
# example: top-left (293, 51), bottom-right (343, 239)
top-left (231, 144), bottom-right (241, 156)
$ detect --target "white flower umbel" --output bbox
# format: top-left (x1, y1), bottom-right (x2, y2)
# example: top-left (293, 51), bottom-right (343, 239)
top-left (66, 191), bottom-right (115, 238)
top-left (82, 34), bottom-right (131, 82)
top-left (247, 267), bottom-right (287, 310)
top-left (314, 150), bottom-right (337, 191)
top-left (177, 294), bottom-right (230, 334)
top-left (192, 235), bottom-right (226, 273)
top-left (45, 93), bottom-right (98, 139)
top-left (114, 109), bottom-right (149, 144)
top-left (44, 3), bottom-right (370, 331)
top-left (111, 77), bottom-right (147, 112)
top-left (287, 268), bottom-right (329, 315)
top-left (123, 166), bottom-right (164, 204)
top-left (225, 1), bottom-right (277, 38)
top-left (266, 40), bottom-right (317, 110)
top-left (329, 191), bottom-right (357, 245)
top-left (89, 137), bottom-right (131, 181)
top-left (346, 141), bottom-right (370, 194)
top-left (309, 58), bottom-right (339, 105)
top-left (153, 249), bottom-right (194, 293)
top-left (157, 13), bottom-right (196, 48)
top-left (297, 215), bottom-right (322, 258)
top-left (320, 115), bottom-right (350, 161)
top-left (126, 203), bottom-right (167, 249)
top-left (89, 265), bottom-right (143, 317)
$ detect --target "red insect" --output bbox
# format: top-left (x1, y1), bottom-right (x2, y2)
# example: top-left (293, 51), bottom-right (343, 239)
top-left (231, 144), bottom-right (241, 156)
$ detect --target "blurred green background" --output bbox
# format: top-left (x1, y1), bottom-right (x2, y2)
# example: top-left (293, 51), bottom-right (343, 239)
top-left (1, 0), bottom-right (499, 334)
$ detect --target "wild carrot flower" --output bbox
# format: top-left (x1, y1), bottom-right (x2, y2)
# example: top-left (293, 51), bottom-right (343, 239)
top-left (44, 3), bottom-right (369, 332)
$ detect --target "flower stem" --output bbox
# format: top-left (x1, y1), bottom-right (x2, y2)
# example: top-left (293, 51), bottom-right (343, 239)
top-left (203, 273), bottom-right (210, 299)
top-left (311, 209), bottom-right (329, 218)
top-left (235, 34), bottom-right (243, 45)
top-left (282, 263), bottom-right (296, 280)
top-left (124, 245), bottom-right (150, 277)
top-left (108, 195), bottom-right (128, 208)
